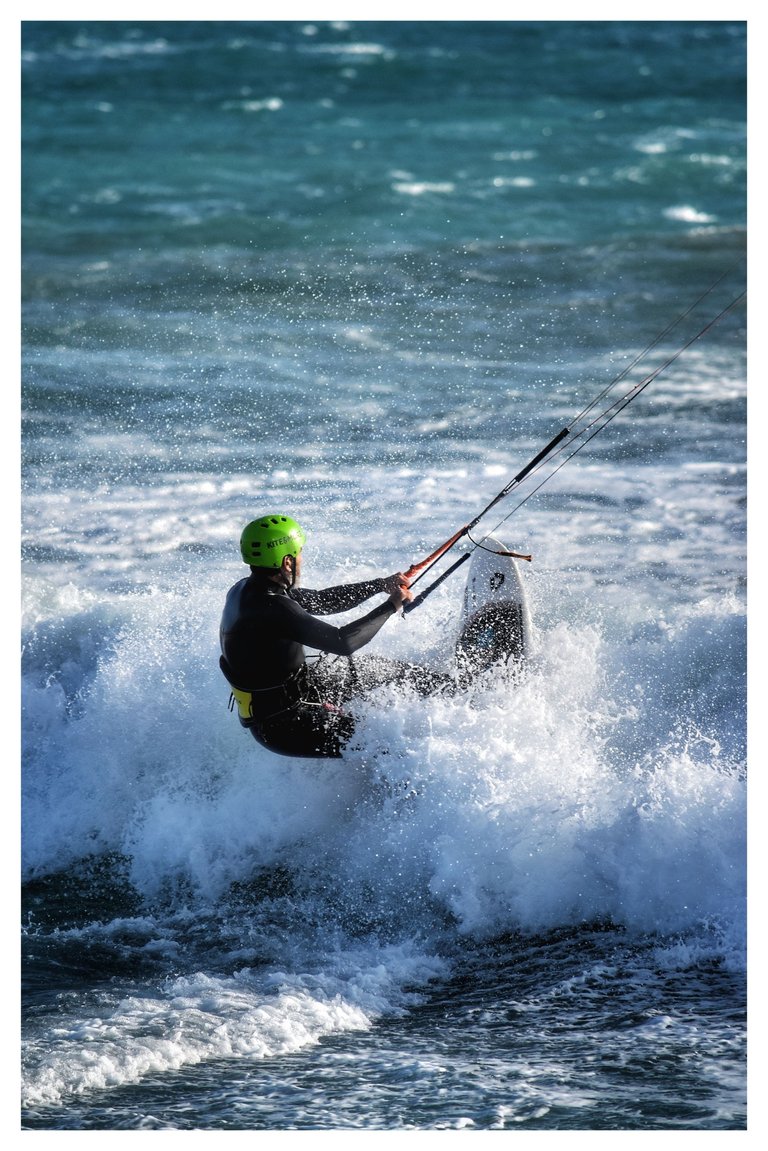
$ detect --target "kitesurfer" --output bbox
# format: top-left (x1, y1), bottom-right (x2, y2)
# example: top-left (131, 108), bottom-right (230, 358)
top-left (220, 514), bottom-right (452, 757)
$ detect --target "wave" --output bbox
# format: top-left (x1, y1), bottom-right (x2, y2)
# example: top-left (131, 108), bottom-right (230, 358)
top-left (22, 572), bottom-right (745, 950)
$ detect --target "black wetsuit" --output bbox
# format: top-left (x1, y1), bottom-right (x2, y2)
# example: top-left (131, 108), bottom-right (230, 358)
top-left (220, 571), bottom-right (445, 757)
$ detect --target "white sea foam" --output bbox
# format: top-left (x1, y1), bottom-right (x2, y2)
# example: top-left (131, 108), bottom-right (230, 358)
top-left (22, 560), bottom-right (745, 948)
top-left (22, 946), bottom-right (446, 1107)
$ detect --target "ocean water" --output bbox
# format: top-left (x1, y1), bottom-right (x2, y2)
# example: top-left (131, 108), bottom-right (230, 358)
top-left (20, 19), bottom-right (747, 1133)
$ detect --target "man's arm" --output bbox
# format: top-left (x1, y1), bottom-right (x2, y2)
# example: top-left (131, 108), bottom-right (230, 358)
top-left (292, 578), bottom-right (389, 616)
top-left (277, 594), bottom-right (397, 656)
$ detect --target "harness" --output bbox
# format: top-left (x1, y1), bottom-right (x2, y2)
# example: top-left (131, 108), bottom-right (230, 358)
top-left (219, 657), bottom-right (309, 726)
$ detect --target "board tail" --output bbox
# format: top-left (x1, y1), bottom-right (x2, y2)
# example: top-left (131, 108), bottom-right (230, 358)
top-left (456, 601), bottom-right (527, 678)
top-left (455, 536), bottom-right (530, 681)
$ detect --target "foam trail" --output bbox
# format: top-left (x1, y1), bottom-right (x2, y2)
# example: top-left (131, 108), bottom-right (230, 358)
top-left (22, 945), bottom-right (447, 1106)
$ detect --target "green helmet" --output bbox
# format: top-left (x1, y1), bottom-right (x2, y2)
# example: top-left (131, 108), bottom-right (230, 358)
top-left (240, 514), bottom-right (306, 568)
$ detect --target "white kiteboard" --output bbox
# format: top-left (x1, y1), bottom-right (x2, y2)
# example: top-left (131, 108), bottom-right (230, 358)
top-left (455, 534), bottom-right (531, 678)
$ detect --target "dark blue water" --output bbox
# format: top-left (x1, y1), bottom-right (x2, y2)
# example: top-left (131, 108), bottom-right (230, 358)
top-left (21, 21), bottom-right (746, 1130)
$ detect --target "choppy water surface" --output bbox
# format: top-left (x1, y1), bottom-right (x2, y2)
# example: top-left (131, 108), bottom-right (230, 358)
top-left (22, 20), bottom-right (746, 1131)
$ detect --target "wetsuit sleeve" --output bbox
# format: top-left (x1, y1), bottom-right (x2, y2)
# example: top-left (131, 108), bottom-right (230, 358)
top-left (292, 578), bottom-right (388, 616)
top-left (275, 594), bottom-right (396, 656)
